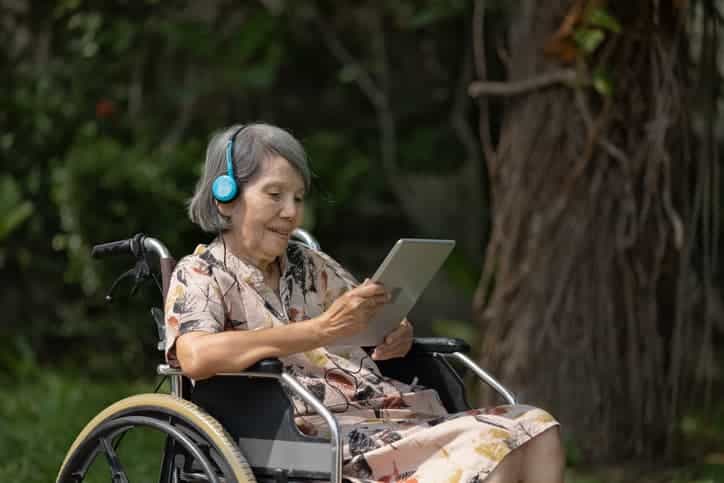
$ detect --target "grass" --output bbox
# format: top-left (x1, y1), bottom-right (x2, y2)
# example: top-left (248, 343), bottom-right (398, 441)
top-left (0, 369), bottom-right (164, 483)
top-left (1, 367), bottom-right (722, 482)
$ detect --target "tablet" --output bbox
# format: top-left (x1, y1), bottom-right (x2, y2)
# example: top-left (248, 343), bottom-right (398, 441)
top-left (331, 238), bottom-right (456, 347)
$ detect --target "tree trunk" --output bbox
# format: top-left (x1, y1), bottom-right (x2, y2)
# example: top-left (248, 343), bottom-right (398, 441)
top-left (472, 0), bottom-right (720, 461)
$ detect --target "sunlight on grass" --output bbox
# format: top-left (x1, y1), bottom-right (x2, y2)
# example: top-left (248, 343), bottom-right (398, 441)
top-left (0, 369), bottom-right (162, 483)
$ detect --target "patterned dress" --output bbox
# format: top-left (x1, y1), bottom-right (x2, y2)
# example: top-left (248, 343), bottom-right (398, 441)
top-left (164, 239), bottom-right (559, 482)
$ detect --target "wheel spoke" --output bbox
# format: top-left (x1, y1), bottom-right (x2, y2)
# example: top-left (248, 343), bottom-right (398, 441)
top-left (100, 436), bottom-right (130, 483)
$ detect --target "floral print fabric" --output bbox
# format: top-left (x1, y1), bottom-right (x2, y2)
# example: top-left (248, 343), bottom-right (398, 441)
top-left (164, 239), bottom-right (558, 482)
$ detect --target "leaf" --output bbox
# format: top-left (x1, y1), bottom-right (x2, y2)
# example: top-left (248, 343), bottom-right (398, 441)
top-left (0, 177), bottom-right (34, 241)
top-left (573, 28), bottom-right (605, 54)
top-left (593, 69), bottom-right (614, 97)
top-left (587, 8), bottom-right (622, 33)
top-left (0, 201), bottom-right (33, 241)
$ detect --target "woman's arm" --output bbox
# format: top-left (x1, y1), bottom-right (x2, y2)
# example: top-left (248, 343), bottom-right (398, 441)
top-left (176, 318), bottom-right (325, 380)
top-left (176, 281), bottom-right (388, 380)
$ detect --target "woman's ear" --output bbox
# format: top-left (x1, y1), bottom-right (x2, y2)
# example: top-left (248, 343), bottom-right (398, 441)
top-left (215, 199), bottom-right (235, 218)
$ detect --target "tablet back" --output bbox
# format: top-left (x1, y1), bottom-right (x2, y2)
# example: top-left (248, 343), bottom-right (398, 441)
top-left (331, 238), bottom-right (455, 347)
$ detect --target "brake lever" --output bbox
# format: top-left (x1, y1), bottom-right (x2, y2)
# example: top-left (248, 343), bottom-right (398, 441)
top-left (105, 268), bottom-right (136, 302)
top-left (105, 258), bottom-right (151, 302)
top-left (129, 258), bottom-right (151, 297)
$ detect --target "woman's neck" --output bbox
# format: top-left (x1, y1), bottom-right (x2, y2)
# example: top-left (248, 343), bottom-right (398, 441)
top-left (221, 232), bottom-right (276, 275)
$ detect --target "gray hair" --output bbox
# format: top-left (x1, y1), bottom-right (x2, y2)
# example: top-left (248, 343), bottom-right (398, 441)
top-left (188, 123), bottom-right (311, 233)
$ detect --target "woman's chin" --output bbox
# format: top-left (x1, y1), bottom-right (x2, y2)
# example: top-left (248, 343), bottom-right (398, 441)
top-left (264, 235), bottom-right (290, 256)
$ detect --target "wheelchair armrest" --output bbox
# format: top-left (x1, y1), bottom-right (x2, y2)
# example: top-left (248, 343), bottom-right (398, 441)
top-left (409, 337), bottom-right (471, 354)
top-left (245, 357), bottom-right (283, 374)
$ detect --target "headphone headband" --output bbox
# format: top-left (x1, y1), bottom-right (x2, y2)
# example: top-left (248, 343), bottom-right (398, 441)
top-left (212, 125), bottom-right (246, 203)
top-left (225, 125), bottom-right (245, 177)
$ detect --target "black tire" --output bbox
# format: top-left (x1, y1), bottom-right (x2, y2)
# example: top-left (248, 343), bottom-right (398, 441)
top-left (56, 393), bottom-right (256, 483)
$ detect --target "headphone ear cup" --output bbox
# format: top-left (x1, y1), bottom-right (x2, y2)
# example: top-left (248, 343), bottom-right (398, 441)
top-left (212, 174), bottom-right (238, 202)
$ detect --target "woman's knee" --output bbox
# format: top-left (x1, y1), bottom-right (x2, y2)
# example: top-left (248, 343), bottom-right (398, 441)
top-left (520, 427), bottom-right (565, 481)
top-left (532, 426), bottom-right (563, 450)
top-left (527, 427), bottom-right (563, 456)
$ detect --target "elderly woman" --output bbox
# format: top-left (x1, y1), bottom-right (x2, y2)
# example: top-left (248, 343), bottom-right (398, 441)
top-left (164, 123), bottom-right (564, 483)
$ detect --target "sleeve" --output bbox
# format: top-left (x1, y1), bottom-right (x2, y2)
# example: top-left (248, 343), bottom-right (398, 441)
top-left (164, 256), bottom-right (226, 366)
top-left (309, 248), bottom-right (360, 312)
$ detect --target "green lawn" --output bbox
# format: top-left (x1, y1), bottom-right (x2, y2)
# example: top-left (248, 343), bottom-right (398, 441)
top-left (1, 368), bottom-right (722, 482)
top-left (0, 370), bottom-right (164, 483)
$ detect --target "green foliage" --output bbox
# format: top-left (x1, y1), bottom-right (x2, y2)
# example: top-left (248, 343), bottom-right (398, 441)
top-left (0, 176), bottom-right (33, 242)
top-left (592, 69), bottom-right (614, 97)
top-left (574, 28), bottom-right (606, 54)
top-left (442, 247), bottom-right (481, 294)
top-left (1, 0), bottom-right (483, 379)
top-left (587, 8), bottom-right (622, 34)
top-left (431, 319), bottom-right (477, 343)
top-left (572, 6), bottom-right (621, 96)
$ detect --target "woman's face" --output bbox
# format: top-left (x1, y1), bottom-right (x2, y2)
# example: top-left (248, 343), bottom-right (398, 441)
top-left (221, 155), bottom-right (305, 265)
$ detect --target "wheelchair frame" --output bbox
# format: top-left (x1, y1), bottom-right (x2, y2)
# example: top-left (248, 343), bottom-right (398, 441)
top-left (57, 230), bottom-right (516, 483)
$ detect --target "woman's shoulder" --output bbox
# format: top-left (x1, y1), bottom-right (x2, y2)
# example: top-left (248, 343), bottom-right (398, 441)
top-left (173, 241), bottom-right (224, 277)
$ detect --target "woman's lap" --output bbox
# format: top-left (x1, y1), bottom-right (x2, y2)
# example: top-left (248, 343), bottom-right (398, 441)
top-left (338, 404), bottom-right (559, 482)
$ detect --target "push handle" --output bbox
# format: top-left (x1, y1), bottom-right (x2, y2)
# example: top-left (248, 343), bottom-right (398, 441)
top-left (91, 239), bottom-right (134, 258)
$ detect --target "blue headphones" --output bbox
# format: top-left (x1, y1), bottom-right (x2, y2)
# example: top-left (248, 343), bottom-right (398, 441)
top-left (212, 125), bottom-right (245, 202)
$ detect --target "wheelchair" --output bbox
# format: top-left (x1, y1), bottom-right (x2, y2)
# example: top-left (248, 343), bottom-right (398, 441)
top-left (56, 229), bottom-right (517, 483)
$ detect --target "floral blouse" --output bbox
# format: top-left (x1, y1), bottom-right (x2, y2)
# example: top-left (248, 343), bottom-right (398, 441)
top-left (164, 238), bottom-right (446, 418)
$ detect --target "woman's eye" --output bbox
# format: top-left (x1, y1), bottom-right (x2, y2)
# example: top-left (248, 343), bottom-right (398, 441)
top-left (294, 196), bottom-right (304, 203)
top-left (268, 192), bottom-right (282, 199)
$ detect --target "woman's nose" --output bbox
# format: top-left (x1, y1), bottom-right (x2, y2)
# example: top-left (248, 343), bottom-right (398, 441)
top-left (279, 196), bottom-right (298, 219)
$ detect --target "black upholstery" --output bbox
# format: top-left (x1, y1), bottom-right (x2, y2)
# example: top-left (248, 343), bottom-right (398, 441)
top-left (375, 349), bottom-right (471, 413)
top-left (190, 374), bottom-right (323, 445)
top-left (247, 358), bottom-right (284, 374)
top-left (406, 336), bottom-right (471, 355)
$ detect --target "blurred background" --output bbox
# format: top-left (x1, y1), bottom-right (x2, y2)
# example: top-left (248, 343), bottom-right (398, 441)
top-left (1, 0), bottom-right (723, 481)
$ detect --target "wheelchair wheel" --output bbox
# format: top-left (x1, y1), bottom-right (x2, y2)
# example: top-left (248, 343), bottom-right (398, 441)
top-left (56, 393), bottom-right (256, 483)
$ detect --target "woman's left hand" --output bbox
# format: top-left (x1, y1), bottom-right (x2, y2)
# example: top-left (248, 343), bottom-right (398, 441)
top-left (371, 319), bottom-right (414, 360)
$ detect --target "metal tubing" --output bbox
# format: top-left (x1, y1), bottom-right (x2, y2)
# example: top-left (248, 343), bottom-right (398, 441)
top-left (291, 228), bottom-right (321, 250)
top-left (281, 373), bottom-right (343, 483)
top-left (157, 365), bottom-right (283, 380)
top-left (448, 352), bottom-right (517, 406)
top-left (169, 375), bottom-right (182, 398)
top-left (143, 237), bottom-right (171, 259)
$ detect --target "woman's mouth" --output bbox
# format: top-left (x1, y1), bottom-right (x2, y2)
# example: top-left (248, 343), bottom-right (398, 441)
top-left (268, 228), bottom-right (291, 238)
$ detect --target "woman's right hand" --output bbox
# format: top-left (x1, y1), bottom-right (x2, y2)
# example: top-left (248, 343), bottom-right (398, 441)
top-left (316, 280), bottom-right (389, 343)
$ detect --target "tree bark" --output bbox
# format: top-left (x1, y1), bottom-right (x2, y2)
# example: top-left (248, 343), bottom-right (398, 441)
top-left (473, 0), bottom-right (720, 461)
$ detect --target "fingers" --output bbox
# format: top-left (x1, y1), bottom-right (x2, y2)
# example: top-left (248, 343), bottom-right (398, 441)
top-left (383, 319), bottom-right (413, 344)
top-left (372, 320), bottom-right (413, 360)
top-left (371, 337), bottom-right (410, 360)
top-left (348, 292), bottom-right (386, 312)
top-left (351, 280), bottom-right (388, 299)
top-left (345, 282), bottom-right (389, 314)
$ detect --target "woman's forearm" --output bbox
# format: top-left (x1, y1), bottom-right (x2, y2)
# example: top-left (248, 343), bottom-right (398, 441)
top-left (175, 317), bottom-right (331, 380)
